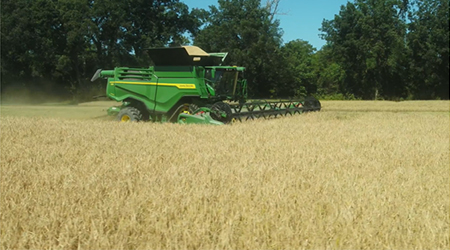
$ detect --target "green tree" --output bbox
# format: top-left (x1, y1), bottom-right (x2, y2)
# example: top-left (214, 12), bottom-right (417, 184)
top-left (278, 39), bottom-right (317, 97)
top-left (1, 0), bottom-right (200, 101)
top-left (119, 0), bottom-right (201, 65)
top-left (407, 0), bottom-right (449, 99)
top-left (312, 45), bottom-right (346, 97)
top-left (320, 0), bottom-right (409, 99)
top-left (1, 0), bottom-right (71, 98)
top-left (1, 0), bottom-right (36, 86)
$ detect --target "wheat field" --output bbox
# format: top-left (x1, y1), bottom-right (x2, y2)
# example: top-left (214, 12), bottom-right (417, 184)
top-left (1, 101), bottom-right (449, 249)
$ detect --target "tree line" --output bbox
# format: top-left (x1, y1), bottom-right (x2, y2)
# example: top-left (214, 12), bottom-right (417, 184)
top-left (1, 0), bottom-right (448, 101)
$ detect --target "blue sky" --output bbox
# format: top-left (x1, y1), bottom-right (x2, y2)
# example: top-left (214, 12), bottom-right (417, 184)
top-left (181, 0), bottom-right (350, 49)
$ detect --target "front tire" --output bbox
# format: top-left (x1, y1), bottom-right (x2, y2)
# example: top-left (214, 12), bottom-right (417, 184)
top-left (210, 102), bottom-right (233, 124)
top-left (304, 96), bottom-right (321, 111)
top-left (116, 107), bottom-right (143, 122)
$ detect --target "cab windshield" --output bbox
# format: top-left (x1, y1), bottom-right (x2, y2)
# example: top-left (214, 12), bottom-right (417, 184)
top-left (205, 69), bottom-right (238, 97)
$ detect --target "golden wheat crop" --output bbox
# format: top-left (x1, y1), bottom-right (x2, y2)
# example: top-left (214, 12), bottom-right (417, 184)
top-left (1, 101), bottom-right (449, 249)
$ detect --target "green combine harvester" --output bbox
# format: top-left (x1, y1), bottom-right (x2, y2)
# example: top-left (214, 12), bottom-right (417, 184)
top-left (91, 46), bottom-right (321, 125)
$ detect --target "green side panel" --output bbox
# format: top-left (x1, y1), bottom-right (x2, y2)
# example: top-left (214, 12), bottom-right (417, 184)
top-left (106, 79), bottom-right (116, 97)
top-left (194, 67), bottom-right (208, 98)
top-left (105, 66), bottom-right (214, 114)
top-left (150, 80), bottom-right (200, 113)
top-left (114, 84), bottom-right (154, 107)
top-left (108, 79), bottom-right (206, 113)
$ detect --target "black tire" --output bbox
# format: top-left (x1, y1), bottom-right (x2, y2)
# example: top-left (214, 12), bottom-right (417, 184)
top-left (210, 102), bottom-right (233, 124)
top-left (116, 107), bottom-right (143, 122)
top-left (128, 101), bottom-right (150, 121)
top-left (304, 96), bottom-right (321, 111)
top-left (169, 103), bottom-right (199, 122)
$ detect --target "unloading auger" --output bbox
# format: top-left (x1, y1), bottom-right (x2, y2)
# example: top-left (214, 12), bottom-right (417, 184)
top-left (91, 46), bottom-right (321, 125)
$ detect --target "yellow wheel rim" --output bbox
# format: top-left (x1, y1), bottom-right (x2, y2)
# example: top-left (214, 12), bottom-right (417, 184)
top-left (121, 115), bottom-right (131, 122)
top-left (180, 104), bottom-right (191, 115)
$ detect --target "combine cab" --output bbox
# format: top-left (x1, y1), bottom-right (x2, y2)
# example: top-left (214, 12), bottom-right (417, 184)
top-left (91, 46), bottom-right (320, 124)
